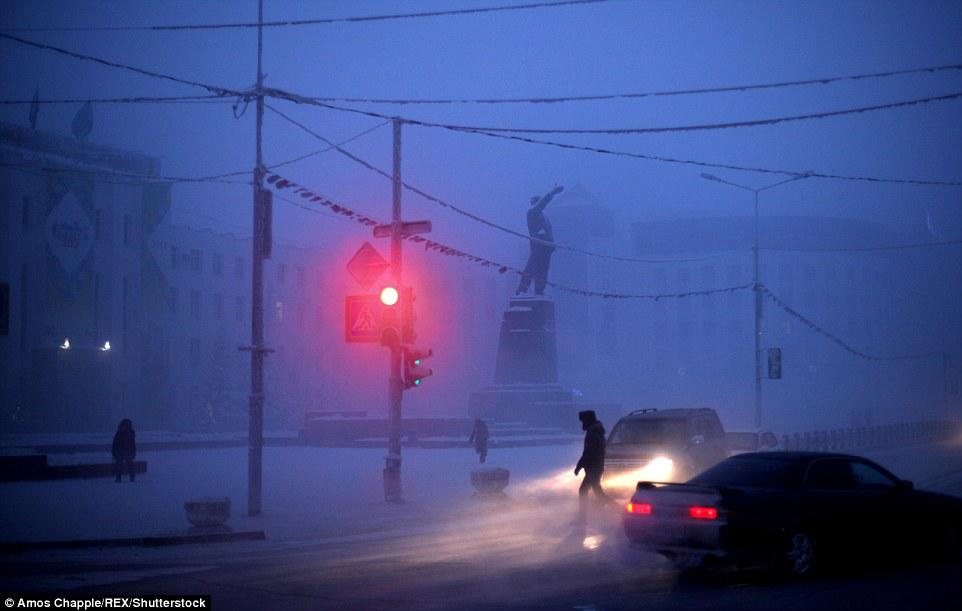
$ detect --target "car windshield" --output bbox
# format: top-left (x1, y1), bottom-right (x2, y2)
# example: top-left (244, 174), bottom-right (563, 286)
top-left (608, 418), bottom-right (689, 445)
top-left (689, 456), bottom-right (805, 489)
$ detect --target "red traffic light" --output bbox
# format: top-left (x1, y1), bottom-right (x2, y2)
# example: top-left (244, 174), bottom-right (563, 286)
top-left (380, 286), bottom-right (399, 306)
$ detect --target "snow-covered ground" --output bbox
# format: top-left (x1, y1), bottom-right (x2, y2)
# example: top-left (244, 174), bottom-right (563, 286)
top-left (0, 443), bottom-right (585, 544)
top-left (3, 436), bottom-right (962, 547)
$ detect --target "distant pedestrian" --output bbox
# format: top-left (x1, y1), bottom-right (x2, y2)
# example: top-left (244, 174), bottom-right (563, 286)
top-left (574, 410), bottom-right (612, 525)
top-left (469, 418), bottom-right (490, 464)
top-left (111, 418), bottom-right (136, 482)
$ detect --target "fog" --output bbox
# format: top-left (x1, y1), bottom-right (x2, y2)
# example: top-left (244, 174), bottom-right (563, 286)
top-left (2, 0), bottom-right (961, 439)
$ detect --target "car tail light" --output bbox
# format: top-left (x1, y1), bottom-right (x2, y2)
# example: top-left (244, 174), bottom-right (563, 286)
top-left (689, 506), bottom-right (718, 520)
top-left (626, 502), bottom-right (652, 515)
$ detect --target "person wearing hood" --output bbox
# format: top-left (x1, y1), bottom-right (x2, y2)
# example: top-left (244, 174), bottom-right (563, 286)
top-left (574, 410), bottom-right (612, 524)
top-left (111, 418), bottom-right (137, 482)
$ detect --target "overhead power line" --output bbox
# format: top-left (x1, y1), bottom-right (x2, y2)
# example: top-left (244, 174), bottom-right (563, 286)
top-left (0, 161), bottom-right (251, 186)
top-left (7, 31), bottom-right (961, 188)
top-left (762, 238), bottom-right (962, 252)
top-left (293, 89), bottom-right (962, 135)
top-left (0, 94), bottom-right (230, 105)
top-left (0, 32), bottom-right (241, 97)
top-left (455, 129), bottom-right (962, 187)
top-left (265, 103), bottom-right (714, 264)
top-left (763, 286), bottom-right (941, 361)
top-left (297, 62), bottom-right (962, 105)
top-left (0, 0), bottom-right (614, 32)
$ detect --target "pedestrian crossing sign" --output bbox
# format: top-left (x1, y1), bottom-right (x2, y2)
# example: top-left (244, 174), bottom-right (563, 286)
top-left (345, 294), bottom-right (383, 342)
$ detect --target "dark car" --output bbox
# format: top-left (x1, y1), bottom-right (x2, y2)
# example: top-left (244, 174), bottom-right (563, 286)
top-left (623, 452), bottom-right (962, 575)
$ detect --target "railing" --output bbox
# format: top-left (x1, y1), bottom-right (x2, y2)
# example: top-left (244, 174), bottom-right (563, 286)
top-left (779, 420), bottom-right (961, 452)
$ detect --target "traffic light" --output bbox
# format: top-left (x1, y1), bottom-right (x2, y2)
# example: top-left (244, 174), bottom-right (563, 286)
top-left (403, 347), bottom-right (433, 389)
top-left (378, 285), bottom-right (401, 347)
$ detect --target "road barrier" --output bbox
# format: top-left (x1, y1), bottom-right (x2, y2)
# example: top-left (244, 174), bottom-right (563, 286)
top-left (779, 420), bottom-right (961, 453)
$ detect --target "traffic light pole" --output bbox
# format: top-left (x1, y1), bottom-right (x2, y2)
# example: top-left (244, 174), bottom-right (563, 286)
top-left (385, 117), bottom-right (404, 502)
top-left (247, 0), bottom-right (266, 517)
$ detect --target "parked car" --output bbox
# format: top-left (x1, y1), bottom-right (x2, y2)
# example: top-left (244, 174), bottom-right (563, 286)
top-left (603, 408), bottom-right (741, 496)
top-left (623, 451), bottom-right (962, 575)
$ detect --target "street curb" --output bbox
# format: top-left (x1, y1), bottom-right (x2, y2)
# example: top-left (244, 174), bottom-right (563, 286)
top-left (0, 530), bottom-right (266, 554)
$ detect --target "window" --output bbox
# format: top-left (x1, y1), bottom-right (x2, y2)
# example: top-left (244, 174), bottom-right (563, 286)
top-left (168, 288), bottom-right (178, 314)
top-left (190, 249), bottom-right (202, 272)
top-left (275, 301), bottom-right (284, 321)
top-left (213, 293), bottom-right (223, 320)
top-left (277, 264), bottom-right (287, 285)
top-left (296, 266), bottom-right (305, 287)
top-left (235, 256), bottom-right (245, 279)
top-left (850, 462), bottom-right (898, 491)
top-left (804, 459), bottom-right (855, 490)
top-left (190, 290), bottom-right (201, 319)
top-left (212, 253), bottom-right (223, 276)
top-left (123, 214), bottom-right (131, 246)
top-left (296, 303), bottom-right (305, 329)
top-left (677, 267), bottom-right (690, 288)
top-left (170, 246), bottom-right (178, 270)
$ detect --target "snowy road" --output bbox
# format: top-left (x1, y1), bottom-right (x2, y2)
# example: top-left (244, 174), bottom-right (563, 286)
top-left (3, 440), bottom-right (962, 609)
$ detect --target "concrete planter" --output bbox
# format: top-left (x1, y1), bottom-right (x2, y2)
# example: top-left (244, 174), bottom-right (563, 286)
top-left (184, 497), bottom-right (231, 528)
top-left (470, 467), bottom-right (510, 494)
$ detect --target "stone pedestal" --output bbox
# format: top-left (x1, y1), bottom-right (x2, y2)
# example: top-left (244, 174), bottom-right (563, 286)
top-left (493, 297), bottom-right (559, 385)
top-left (469, 296), bottom-right (574, 427)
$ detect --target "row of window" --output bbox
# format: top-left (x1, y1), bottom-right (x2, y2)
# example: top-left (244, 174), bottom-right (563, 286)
top-left (167, 247), bottom-right (307, 285)
top-left (167, 289), bottom-right (321, 330)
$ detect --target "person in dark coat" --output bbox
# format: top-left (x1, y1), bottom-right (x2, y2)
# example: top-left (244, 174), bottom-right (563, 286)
top-left (574, 410), bottom-right (612, 524)
top-left (469, 418), bottom-right (490, 464)
top-left (111, 418), bottom-right (136, 482)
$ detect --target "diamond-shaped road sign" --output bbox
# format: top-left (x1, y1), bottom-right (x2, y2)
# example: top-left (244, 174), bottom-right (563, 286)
top-left (345, 294), bottom-right (382, 343)
top-left (346, 242), bottom-right (389, 290)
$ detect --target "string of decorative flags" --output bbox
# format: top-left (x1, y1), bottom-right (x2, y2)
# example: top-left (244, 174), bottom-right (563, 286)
top-left (264, 170), bottom-right (752, 300)
top-left (761, 285), bottom-right (940, 361)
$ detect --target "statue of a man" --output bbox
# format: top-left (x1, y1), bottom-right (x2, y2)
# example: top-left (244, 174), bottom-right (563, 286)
top-left (516, 185), bottom-right (564, 296)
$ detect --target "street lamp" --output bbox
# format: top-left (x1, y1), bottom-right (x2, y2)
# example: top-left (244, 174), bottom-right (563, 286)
top-left (700, 171), bottom-right (813, 429)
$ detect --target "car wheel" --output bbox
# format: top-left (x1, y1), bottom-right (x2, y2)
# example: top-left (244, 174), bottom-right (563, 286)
top-left (783, 532), bottom-right (816, 577)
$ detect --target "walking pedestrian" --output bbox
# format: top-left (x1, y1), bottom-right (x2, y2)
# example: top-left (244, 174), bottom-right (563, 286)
top-left (469, 418), bottom-right (490, 464)
top-left (574, 410), bottom-right (612, 525)
top-left (111, 418), bottom-right (136, 482)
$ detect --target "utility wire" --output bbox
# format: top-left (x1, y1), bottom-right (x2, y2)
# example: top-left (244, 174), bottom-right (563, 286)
top-left (265, 103), bottom-right (713, 264)
top-left (456, 129), bottom-right (962, 187)
top-left (762, 238), bottom-right (962, 252)
top-left (8, 31), bottom-right (961, 187)
top-left (0, 32), bottom-right (241, 97)
top-left (763, 285), bottom-right (941, 361)
top-left (0, 94), bottom-right (228, 105)
top-left (0, 161), bottom-right (251, 186)
top-left (292, 62), bottom-right (962, 105)
top-left (290, 89), bottom-right (962, 135)
top-left (0, 0), bottom-right (614, 32)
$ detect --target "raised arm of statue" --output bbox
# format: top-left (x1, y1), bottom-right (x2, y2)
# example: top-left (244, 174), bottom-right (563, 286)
top-left (533, 185), bottom-right (564, 212)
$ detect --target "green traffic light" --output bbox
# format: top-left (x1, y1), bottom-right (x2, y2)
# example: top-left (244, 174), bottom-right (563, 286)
top-left (414, 359), bottom-right (421, 366)
top-left (414, 379), bottom-right (421, 385)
